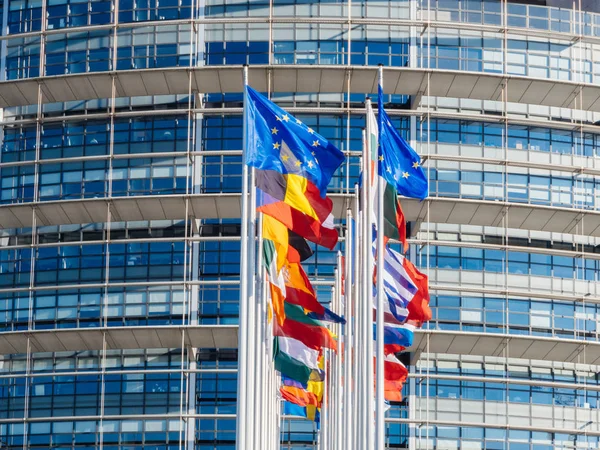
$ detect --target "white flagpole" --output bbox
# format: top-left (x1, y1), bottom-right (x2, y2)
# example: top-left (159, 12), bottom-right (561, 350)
top-left (364, 101), bottom-right (375, 450)
top-left (358, 129), bottom-right (369, 450)
top-left (236, 64), bottom-right (250, 450)
top-left (245, 165), bottom-right (257, 446)
top-left (335, 253), bottom-right (343, 450)
top-left (352, 185), bottom-right (361, 450)
top-left (254, 213), bottom-right (265, 449)
top-left (375, 65), bottom-right (386, 450)
top-left (344, 208), bottom-right (353, 450)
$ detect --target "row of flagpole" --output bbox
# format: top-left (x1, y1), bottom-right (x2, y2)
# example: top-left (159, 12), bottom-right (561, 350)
top-left (235, 63), bottom-right (428, 450)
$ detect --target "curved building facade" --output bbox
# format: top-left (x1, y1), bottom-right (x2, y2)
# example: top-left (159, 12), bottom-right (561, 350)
top-left (1, 0), bottom-right (600, 449)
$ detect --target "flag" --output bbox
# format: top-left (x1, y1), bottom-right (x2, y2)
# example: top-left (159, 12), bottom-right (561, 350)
top-left (284, 262), bottom-right (325, 315)
top-left (384, 380), bottom-right (405, 402)
top-left (264, 239), bottom-right (286, 325)
top-left (366, 99), bottom-right (408, 250)
top-left (283, 401), bottom-right (321, 423)
top-left (377, 85), bottom-right (428, 200)
top-left (277, 336), bottom-right (321, 371)
top-left (282, 377), bottom-right (324, 404)
top-left (384, 353), bottom-right (408, 382)
top-left (403, 257), bottom-right (432, 325)
top-left (274, 337), bottom-right (324, 384)
top-left (274, 303), bottom-right (337, 351)
top-left (280, 385), bottom-right (320, 407)
top-left (307, 306), bottom-right (346, 325)
top-left (378, 322), bottom-right (415, 350)
top-left (245, 86), bottom-right (345, 197)
top-left (263, 214), bottom-right (313, 270)
top-left (257, 170), bottom-right (338, 249)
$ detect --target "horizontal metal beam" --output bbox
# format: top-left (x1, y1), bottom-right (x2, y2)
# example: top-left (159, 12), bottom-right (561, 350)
top-left (1, 65), bottom-right (599, 111)
top-left (0, 325), bottom-right (238, 355)
top-left (409, 329), bottom-right (600, 366)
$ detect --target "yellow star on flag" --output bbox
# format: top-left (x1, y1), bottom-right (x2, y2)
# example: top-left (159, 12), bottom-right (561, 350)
top-left (271, 127), bottom-right (278, 135)
top-left (296, 119), bottom-right (302, 124)
top-left (273, 142), bottom-right (281, 150)
top-left (307, 161), bottom-right (314, 169)
top-left (312, 140), bottom-right (320, 147)
top-left (295, 160), bottom-right (302, 167)
top-left (379, 155), bottom-right (384, 161)
top-left (282, 155), bottom-right (290, 162)
top-left (308, 128), bottom-right (314, 134)
top-left (282, 115), bottom-right (290, 122)
top-left (412, 161), bottom-right (419, 169)
top-left (402, 172), bottom-right (410, 179)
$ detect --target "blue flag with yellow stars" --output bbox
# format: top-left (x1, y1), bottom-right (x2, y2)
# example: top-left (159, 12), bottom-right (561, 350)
top-left (245, 86), bottom-right (345, 198)
top-left (377, 85), bottom-right (428, 200)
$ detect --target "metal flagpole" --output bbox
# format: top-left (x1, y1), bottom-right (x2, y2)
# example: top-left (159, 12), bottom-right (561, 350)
top-left (352, 185), bottom-right (360, 450)
top-left (364, 101), bottom-right (375, 450)
top-left (254, 213), bottom-right (265, 449)
top-left (358, 129), bottom-right (369, 450)
top-left (344, 208), bottom-right (353, 450)
top-left (245, 167), bottom-right (258, 447)
top-left (235, 64), bottom-right (250, 450)
top-left (335, 253), bottom-right (343, 450)
top-left (375, 65), bottom-right (386, 450)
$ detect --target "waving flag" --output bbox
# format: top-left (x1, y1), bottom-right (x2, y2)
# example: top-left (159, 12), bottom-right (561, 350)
top-left (274, 337), bottom-right (324, 384)
top-left (284, 261), bottom-right (325, 315)
top-left (377, 85), bottom-right (428, 200)
top-left (366, 99), bottom-right (408, 251)
top-left (283, 401), bottom-right (321, 423)
top-left (245, 86), bottom-right (345, 197)
top-left (274, 303), bottom-right (337, 351)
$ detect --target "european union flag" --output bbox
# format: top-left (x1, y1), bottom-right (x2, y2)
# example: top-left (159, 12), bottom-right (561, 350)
top-left (245, 86), bottom-right (345, 197)
top-left (377, 85), bottom-right (428, 200)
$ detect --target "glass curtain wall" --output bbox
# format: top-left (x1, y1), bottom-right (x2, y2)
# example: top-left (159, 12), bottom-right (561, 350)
top-left (1, 0), bottom-right (600, 449)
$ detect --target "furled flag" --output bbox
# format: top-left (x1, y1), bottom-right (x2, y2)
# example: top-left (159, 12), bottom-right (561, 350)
top-left (377, 85), bottom-right (428, 200)
top-left (365, 98), bottom-right (408, 251)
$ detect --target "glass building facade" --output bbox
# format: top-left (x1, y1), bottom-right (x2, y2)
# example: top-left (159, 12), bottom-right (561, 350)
top-left (1, 0), bottom-right (600, 448)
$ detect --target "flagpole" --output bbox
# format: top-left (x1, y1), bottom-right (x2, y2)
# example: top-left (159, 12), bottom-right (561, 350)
top-left (357, 133), bottom-right (365, 450)
top-left (375, 65), bottom-right (386, 450)
top-left (364, 102), bottom-right (375, 450)
top-left (335, 253), bottom-right (343, 450)
top-left (236, 64), bottom-right (250, 450)
top-left (254, 212), bottom-right (265, 449)
top-left (352, 184), bottom-right (361, 450)
top-left (344, 208), bottom-right (353, 450)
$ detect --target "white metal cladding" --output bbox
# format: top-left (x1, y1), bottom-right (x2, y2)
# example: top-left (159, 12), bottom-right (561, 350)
top-left (402, 197), bottom-right (600, 236)
top-left (2, 194), bottom-right (598, 236)
top-left (408, 330), bottom-right (600, 365)
top-left (1, 66), bottom-right (600, 110)
top-left (2, 325), bottom-right (600, 366)
top-left (0, 325), bottom-right (238, 354)
top-left (0, 193), bottom-right (351, 229)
